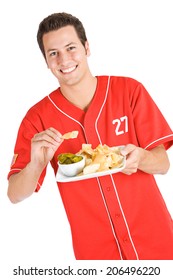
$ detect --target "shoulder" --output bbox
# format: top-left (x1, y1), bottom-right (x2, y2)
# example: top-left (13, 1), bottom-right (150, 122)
top-left (97, 75), bottom-right (143, 88)
top-left (110, 76), bottom-right (142, 88)
top-left (98, 76), bottom-right (151, 103)
top-left (26, 88), bottom-right (59, 118)
top-left (16, 89), bottom-right (60, 132)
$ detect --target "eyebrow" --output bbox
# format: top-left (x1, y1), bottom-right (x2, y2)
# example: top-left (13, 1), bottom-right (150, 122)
top-left (47, 42), bottom-right (77, 53)
top-left (65, 42), bottom-right (76, 47)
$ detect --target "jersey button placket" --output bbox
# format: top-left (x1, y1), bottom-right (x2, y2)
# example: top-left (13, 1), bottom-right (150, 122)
top-left (99, 176), bottom-right (138, 259)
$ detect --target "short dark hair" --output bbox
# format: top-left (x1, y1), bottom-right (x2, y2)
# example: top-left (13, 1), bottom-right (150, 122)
top-left (37, 12), bottom-right (87, 58)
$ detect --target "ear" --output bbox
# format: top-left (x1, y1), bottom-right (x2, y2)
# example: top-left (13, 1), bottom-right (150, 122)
top-left (85, 41), bottom-right (91, 57)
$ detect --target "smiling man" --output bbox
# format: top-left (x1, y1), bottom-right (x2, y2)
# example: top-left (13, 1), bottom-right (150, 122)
top-left (7, 12), bottom-right (173, 260)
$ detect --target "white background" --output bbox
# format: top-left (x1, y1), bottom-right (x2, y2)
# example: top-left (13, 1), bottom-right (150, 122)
top-left (0, 0), bottom-right (173, 278)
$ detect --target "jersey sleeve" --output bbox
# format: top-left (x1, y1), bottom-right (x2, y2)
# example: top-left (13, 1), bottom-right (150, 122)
top-left (129, 80), bottom-right (173, 150)
top-left (7, 113), bottom-right (47, 192)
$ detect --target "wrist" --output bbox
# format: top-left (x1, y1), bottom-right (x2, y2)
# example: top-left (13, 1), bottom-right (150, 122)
top-left (138, 148), bottom-right (148, 169)
top-left (26, 161), bottom-right (45, 177)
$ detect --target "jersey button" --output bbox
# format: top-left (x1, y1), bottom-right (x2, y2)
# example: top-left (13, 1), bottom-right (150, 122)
top-left (106, 187), bottom-right (111, 191)
top-left (123, 238), bottom-right (128, 243)
top-left (115, 214), bottom-right (120, 219)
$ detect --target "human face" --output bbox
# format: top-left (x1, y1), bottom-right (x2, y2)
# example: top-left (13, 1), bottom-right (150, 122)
top-left (43, 25), bottom-right (90, 87)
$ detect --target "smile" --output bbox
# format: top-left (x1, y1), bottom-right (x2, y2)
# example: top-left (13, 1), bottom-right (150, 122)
top-left (61, 66), bottom-right (77, 74)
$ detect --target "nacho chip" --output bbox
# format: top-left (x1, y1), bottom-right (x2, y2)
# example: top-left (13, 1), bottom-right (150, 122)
top-left (83, 163), bottom-right (100, 175)
top-left (62, 130), bottom-right (79, 139)
top-left (77, 144), bottom-right (124, 175)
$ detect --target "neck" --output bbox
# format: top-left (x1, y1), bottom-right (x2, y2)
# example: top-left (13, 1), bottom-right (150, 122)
top-left (60, 73), bottom-right (97, 111)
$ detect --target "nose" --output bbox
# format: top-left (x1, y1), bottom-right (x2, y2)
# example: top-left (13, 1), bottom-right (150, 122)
top-left (58, 52), bottom-right (70, 65)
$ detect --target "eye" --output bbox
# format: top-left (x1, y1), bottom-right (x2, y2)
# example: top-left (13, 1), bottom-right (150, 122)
top-left (49, 51), bottom-right (58, 57)
top-left (67, 46), bottom-right (76, 51)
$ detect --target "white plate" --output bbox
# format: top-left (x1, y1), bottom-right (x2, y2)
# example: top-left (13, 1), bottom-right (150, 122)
top-left (56, 157), bottom-right (126, 183)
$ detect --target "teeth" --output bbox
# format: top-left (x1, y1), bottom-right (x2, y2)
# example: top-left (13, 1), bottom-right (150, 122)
top-left (61, 66), bottom-right (76, 73)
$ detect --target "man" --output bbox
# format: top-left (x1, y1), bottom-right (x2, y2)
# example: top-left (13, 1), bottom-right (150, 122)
top-left (7, 12), bottom-right (173, 259)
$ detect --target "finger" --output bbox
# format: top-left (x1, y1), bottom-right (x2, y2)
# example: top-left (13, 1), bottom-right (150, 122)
top-left (32, 139), bottom-right (59, 150)
top-left (49, 127), bottom-right (62, 137)
top-left (32, 134), bottom-right (59, 147)
top-left (121, 144), bottom-right (135, 156)
top-left (122, 170), bottom-right (132, 175)
top-left (33, 128), bottom-right (63, 145)
top-left (46, 127), bottom-right (63, 143)
top-left (122, 168), bottom-right (137, 175)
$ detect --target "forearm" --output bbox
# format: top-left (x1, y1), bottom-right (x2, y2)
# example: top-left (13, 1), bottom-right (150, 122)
top-left (122, 144), bottom-right (170, 175)
top-left (138, 145), bottom-right (170, 174)
top-left (7, 162), bottom-right (44, 204)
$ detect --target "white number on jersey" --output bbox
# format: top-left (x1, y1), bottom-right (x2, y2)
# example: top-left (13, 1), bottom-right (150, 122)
top-left (112, 116), bottom-right (128, 135)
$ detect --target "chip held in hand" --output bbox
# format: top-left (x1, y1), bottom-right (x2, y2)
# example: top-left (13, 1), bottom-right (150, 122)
top-left (62, 131), bottom-right (79, 140)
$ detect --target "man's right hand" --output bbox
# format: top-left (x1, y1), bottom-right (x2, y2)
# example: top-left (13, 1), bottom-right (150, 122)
top-left (7, 127), bottom-right (63, 203)
top-left (31, 127), bottom-right (64, 169)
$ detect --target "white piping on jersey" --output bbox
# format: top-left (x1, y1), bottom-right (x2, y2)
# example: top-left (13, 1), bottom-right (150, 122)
top-left (48, 79), bottom-right (138, 259)
top-left (9, 168), bottom-right (22, 173)
top-left (97, 178), bottom-right (123, 260)
top-left (95, 76), bottom-right (139, 260)
top-left (47, 95), bottom-right (88, 142)
top-left (9, 168), bottom-right (42, 190)
top-left (110, 174), bottom-right (139, 260)
top-left (48, 87), bottom-right (124, 258)
top-left (95, 76), bottom-right (111, 145)
top-left (144, 134), bottom-right (173, 150)
top-left (37, 181), bottom-right (41, 188)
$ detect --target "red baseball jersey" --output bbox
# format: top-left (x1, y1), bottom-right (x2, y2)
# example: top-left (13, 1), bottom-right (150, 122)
top-left (8, 76), bottom-right (173, 259)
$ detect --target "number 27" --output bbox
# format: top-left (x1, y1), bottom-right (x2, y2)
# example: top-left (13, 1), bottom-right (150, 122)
top-left (112, 116), bottom-right (128, 135)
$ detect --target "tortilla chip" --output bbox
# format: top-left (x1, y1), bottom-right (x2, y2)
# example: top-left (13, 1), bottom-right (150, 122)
top-left (62, 131), bottom-right (79, 139)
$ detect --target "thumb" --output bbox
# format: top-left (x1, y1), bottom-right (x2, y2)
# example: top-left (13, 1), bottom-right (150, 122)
top-left (121, 148), bottom-right (128, 156)
top-left (120, 144), bottom-right (135, 156)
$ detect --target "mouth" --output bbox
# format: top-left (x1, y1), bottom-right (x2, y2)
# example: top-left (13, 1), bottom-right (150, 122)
top-left (60, 65), bottom-right (77, 74)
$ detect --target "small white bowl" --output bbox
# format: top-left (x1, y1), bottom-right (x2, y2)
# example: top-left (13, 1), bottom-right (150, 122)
top-left (58, 156), bottom-right (85, 177)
